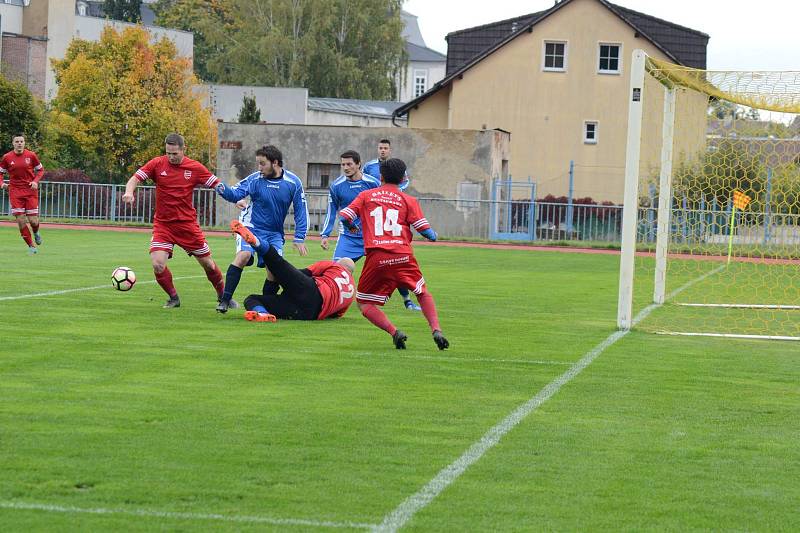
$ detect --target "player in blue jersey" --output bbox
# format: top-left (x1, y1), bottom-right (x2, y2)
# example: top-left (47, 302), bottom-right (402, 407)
top-left (362, 138), bottom-right (421, 311)
top-left (362, 138), bottom-right (411, 192)
top-left (215, 144), bottom-right (309, 312)
top-left (320, 150), bottom-right (380, 261)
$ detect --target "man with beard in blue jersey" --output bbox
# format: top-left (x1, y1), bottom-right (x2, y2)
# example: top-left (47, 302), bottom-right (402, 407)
top-left (320, 150), bottom-right (380, 262)
top-left (214, 144), bottom-right (309, 313)
top-left (362, 138), bottom-right (421, 311)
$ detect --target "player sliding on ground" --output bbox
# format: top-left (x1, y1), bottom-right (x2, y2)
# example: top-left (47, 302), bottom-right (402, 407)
top-left (339, 158), bottom-right (449, 350)
top-left (230, 220), bottom-right (355, 321)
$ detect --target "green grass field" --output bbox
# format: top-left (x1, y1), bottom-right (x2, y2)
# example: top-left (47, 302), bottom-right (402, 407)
top-left (1, 226), bottom-right (798, 531)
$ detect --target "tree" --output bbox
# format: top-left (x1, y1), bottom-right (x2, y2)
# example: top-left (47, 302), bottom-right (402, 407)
top-left (708, 98), bottom-right (742, 120)
top-left (237, 93), bottom-right (261, 123)
top-left (150, 0), bottom-right (234, 83)
top-left (46, 26), bottom-right (215, 183)
top-left (153, 0), bottom-right (406, 100)
top-left (104, 0), bottom-right (142, 23)
top-left (0, 74), bottom-right (43, 154)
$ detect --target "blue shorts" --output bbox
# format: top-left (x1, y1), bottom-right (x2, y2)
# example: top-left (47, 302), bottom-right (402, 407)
top-left (235, 233), bottom-right (256, 255)
top-left (332, 235), bottom-right (365, 262)
top-left (252, 230), bottom-right (285, 268)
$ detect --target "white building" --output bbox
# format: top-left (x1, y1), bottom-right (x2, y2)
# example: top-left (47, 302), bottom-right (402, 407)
top-left (396, 11), bottom-right (446, 103)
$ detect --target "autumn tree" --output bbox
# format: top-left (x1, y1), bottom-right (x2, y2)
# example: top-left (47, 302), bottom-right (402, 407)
top-left (237, 94), bottom-right (261, 123)
top-left (153, 0), bottom-right (406, 100)
top-left (45, 26), bottom-right (215, 183)
top-left (0, 74), bottom-right (43, 154)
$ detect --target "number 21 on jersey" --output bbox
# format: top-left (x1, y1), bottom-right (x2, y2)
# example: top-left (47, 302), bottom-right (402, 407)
top-left (334, 270), bottom-right (354, 303)
top-left (369, 206), bottom-right (402, 236)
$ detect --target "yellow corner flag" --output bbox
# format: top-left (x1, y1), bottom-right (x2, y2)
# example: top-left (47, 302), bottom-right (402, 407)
top-left (727, 190), bottom-right (752, 266)
top-left (733, 190), bottom-right (752, 210)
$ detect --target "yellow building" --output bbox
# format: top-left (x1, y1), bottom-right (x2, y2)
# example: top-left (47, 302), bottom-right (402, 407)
top-left (393, 0), bottom-right (709, 203)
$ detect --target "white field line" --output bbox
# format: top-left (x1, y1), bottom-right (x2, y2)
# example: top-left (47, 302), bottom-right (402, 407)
top-left (0, 273), bottom-right (235, 302)
top-left (657, 331), bottom-right (800, 342)
top-left (0, 501), bottom-right (375, 530)
top-left (677, 303), bottom-right (800, 310)
top-left (373, 265), bottom-right (724, 533)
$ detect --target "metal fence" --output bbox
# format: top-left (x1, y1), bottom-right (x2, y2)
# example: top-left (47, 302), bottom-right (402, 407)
top-left (14, 180), bottom-right (796, 246)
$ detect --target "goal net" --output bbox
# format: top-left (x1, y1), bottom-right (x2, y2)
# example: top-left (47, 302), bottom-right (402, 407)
top-left (618, 51), bottom-right (800, 341)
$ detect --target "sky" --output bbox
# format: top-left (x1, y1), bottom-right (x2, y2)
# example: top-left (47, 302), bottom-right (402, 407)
top-left (402, 0), bottom-right (798, 71)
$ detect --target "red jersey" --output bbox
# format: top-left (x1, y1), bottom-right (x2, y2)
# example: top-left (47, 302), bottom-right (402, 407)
top-left (0, 149), bottom-right (44, 190)
top-left (340, 184), bottom-right (430, 255)
top-left (306, 260), bottom-right (355, 319)
top-left (135, 155), bottom-right (219, 223)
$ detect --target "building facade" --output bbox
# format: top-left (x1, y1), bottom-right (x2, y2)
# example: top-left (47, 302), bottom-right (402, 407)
top-left (397, 11), bottom-right (446, 103)
top-left (394, 0), bottom-right (709, 203)
top-left (0, 0), bottom-right (191, 101)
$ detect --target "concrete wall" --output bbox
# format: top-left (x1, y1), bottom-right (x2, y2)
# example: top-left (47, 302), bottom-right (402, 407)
top-left (73, 16), bottom-right (193, 58)
top-left (215, 123), bottom-right (510, 236)
top-left (407, 0), bottom-right (706, 203)
top-left (305, 109), bottom-right (398, 127)
top-left (0, 3), bottom-right (24, 34)
top-left (204, 84), bottom-right (307, 124)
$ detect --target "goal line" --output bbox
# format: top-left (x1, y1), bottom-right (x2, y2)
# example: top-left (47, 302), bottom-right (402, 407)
top-left (655, 331), bottom-right (800, 342)
top-left (675, 303), bottom-right (800, 310)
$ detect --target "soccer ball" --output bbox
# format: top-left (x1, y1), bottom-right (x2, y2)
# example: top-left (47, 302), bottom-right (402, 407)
top-left (112, 266), bottom-right (136, 291)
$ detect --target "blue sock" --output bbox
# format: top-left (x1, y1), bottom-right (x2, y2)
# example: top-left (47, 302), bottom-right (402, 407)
top-left (223, 264), bottom-right (243, 300)
top-left (253, 305), bottom-right (268, 314)
top-left (398, 287), bottom-right (411, 301)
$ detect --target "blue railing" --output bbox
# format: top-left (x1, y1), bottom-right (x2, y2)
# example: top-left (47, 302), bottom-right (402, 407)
top-left (3, 181), bottom-right (797, 245)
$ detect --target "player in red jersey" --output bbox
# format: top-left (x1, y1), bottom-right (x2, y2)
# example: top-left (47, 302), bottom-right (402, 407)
top-left (339, 158), bottom-right (449, 350)
top-left (230, 220), bottom-right (355, 321)
top-left (122, 133), bottom-right (226, 308)
top-left (0, 134), bottom-right (45, 253)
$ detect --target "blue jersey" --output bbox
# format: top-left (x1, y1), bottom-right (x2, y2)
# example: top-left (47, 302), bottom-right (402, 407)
top-left (320, 173), bottom-right (381, 239)
top-left (362, 159), bottom-right (410, 191)
top-left (217, 169), bottom-right (309, 243)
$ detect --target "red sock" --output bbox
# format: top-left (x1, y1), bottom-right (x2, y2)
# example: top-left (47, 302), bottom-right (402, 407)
top-left (155, 267), bottom-right (177, 297)
top-left (416, 291), bottom-right (441, 332)
top-left (30, 221), bottom-right (39, 233)
top-left (205, 263), bottom-right (224, 297)
top-left (20, 226), bottom-right (33, 246)
top-left (360, 304), bottom-right (397, 335)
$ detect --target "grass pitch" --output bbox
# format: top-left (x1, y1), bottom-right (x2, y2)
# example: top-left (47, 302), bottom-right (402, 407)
top-left (0, 226), bottom-right (797, 531)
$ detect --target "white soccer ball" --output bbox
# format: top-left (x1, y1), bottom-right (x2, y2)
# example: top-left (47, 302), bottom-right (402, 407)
top-left (112, 266), bottom-right (136, 291)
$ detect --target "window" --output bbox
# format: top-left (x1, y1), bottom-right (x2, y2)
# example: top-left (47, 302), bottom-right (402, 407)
top-left (584, 121), bottom-right (598, 144)
top-left (543, 41), bottom-right (567, 72)
top-left (413, 70), bottom-right (428, 98)
top-left (598, 43), bottom-right (621, 74)
top-left (306, 163), bottom-right (339, 189)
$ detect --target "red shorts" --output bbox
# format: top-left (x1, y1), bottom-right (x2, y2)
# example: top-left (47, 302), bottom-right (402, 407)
top-left (9, 188), bottom-right (38, 216)
top-left (150, 220), bottom-right (211, 258)
top-left (356, 251), bottom-right (426, 306)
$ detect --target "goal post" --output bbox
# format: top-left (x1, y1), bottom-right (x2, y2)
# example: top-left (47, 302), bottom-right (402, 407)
top-left (617, 50), bottom-right (800, 340)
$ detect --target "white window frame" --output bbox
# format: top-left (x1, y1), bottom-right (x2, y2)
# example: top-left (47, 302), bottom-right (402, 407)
top-left (597, 42), bottom-right (622, 75)
top-left (542, 40), bottom-right (568, 72)
top-left (584, 121), bottom-right (599, 144)
top-left (413, 69), bottom-right (428, 98)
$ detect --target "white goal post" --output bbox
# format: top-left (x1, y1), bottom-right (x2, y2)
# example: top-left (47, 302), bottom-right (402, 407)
top-left (617, 50), bottom-right (800, 340)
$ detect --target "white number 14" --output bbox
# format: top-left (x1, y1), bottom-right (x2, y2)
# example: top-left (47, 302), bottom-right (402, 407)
top-left (369, 206), bottom-right (402, 236)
